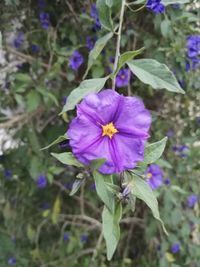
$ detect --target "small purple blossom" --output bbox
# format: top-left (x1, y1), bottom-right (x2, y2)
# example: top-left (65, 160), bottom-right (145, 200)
top-left (80, 234), bottom-right (88, 243)
top-left (31, 44), bottom-right (40, 53)
top-left (8, 256), bottom-right (16, 265)
top-left (13, 32), bottom-right (24, 49)
top-left (146, 164), bottom-right (163, 190)
top-left (86, 36), bottom-right (96, 51)
top-left (167, 129), bottom-right (174, 139)
top-left (36, 175), bottom-right (47, 188)
top-left (172, 144), bottom-right (189, 158)
top-left (63, 233), bottom-right (70, 241)
top-left (164, 178), bottom-right (171, 185)
top-left (67, 90), bottom-right (151, 174)
top-left (65, 182), bottom-right (73, 190)
top-left (146, 0), bottom-right (165, 14)
top-left (69, 51), bottom-right (84, 71)
top-left (187, 194), bottom-right (198, 208)
top-left (186, 35), bottom-right (200, 71)
top-left (122, 185), bottom-right (131, 198)
top-left (4, 169), bottom-right (12, 179)
top-left (90, 4), bottom-right (101, 31)
top-left (39, 12), bottom-right (50, 30)
top-left (116, 68), bottom-right (130, 88)
top-left (171, 243), bottom-right (180, 254)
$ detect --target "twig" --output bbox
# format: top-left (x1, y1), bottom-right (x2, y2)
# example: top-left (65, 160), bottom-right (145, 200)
top-left (90, 230), bottom-right (103, 266)
top-left (0, 107), bottom-right (44, 130)
top-left (112, 0), bottom-right (126, 90)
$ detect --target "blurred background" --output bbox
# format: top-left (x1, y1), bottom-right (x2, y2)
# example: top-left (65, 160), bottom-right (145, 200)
top-left (0, 0), bottom-right (200, 266)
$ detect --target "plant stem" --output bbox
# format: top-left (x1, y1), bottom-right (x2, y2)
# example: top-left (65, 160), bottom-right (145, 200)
top-left (112, 0), bottom-right (126, 90)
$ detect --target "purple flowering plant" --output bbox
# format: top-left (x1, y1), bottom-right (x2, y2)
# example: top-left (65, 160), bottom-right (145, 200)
top-left (46, 0), bottom-right (187, 260)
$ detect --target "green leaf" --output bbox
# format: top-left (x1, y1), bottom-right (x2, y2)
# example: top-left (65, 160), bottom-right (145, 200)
top-left (127, 59), bottom-right (185, 94)
top-left (41, 135), bottom-right (68, 150)
top-left (69, 179), bottom-right (85, 196)
top-left (96, 0), bottom-right (113, 31)
top-left (102, 202), bottom-right (122, 260)
top-left (144, 137), bottom-right (168, 164)
top-left (61, 77), bottom-right (108, 113)
top-left (87, 32), bottom-right (113, 73)
top-left (113, 48), bottom-right (145, 76)
top-left (26, 90), bottom-right (41, 112)
top-left (92, 166), bottom-right (114, 212)
top-left (160, 19), bottom-right (171, 38)
top-left (15, 73), bottom-right (32, 83)
top-left (51, 152), bottom-right (84, 168)
top-left (127, 173), bottom-right (168, 235)
top-left (51, 196), bottom-right (61, 224)
top-left (162, 0), bottom-right (189, 5)
top-left (106, 0), bottom-right (113, 7)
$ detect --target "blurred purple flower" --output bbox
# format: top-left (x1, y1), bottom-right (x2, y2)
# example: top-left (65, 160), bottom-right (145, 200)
top-left (146, 164), bottom-right (163, 190)
top-left (80, 234), bottom-right (88, 243)
top-left (116, 68), bottom-right (130, 88)
top-left (40, 12), bottom-right (50, 30)
top-left (171, 243), bottom-right (180, 254)
top-left (69, 51), bottom-right (84, 71)
top-left (167, 129), bottom-right (174, 139)
top-left (86, 36), bottom-right (96, 51)
top-left (187, 194), bottom-right (198, 208)
top-left (8, 256), bottom-right (16, 265)
top-left (36, 175), bottom-right (47, 189)
top-left (146, 0), bottom-right (165, 14)
top-left (13, 32), bottom-right (24, 49)
top-left (90, 183), bottom-right (96, 191)
top-left (63, 233), bottom-right (70, 241)
top-left (172, 144), bottom-right (189, 158)
top-left (186, 35), bottom-right (200, 71)
top-left (67, 90), bottom-right (151, 174)
top-left (90, 4), bottom-right (101, 31)
top-left (65, 182), bottom-right (73, 190)
top-left (31, 44), bottom-right (40, 53)
top-left (4, 169), bottom-right (12, 179)
top-left (164, 178), bottom-right (171, 185)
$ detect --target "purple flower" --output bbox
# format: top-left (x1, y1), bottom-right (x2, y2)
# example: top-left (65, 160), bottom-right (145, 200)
top-left (63, 233), bottom-right (70, 241)
top-left (4, 169), bottom-right (12, 179)
top-left (171, 243), bottom-right (180, 254)
top-left (86, 36), bottom-right (96, 51)
top-left (8, 256), bottom-right (16, 265)
top-left (164, 178), bottom-right (170, 185)
top-left (187, 194), bottom-right (198, 208)
top-left (69, 51), bottom-right (84, 71)
top-left (39, 12), bottom-right (50, 30)
top-left (67, 89), bottom-right (151, 174)
top-left (116, 68), bottom-right (131, 88)
top-left (146, 0), bottom-right (165, 14)
top-left (36, 175), bottom-right (47, 188)
top-left (146, 164), bottom-right (163, 190)
top-left (90, 4), bottom-right (101, 31)
top-left (186, 35), bottom-right (200, 71)
top-left (31, 44), bottom-right (40, 53)
top-left (80, 234), bottom-right (88, 243)
top-left (167, 129), bottom-right (174, 139)
top-left (13, 32), bottom-right (24, 49)
top-left (172, 144), bottom-right (189, 157)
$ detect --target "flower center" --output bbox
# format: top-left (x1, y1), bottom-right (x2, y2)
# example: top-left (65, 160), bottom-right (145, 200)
top-left (102, 122), bottom-right (118, 139)
top-left (146, 172), bottom-right (153, 179)
top-left (121, 74), bottom-right (125, 80)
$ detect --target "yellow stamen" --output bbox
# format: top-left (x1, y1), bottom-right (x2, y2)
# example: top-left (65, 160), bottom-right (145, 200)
top-left (146, 172), bottom-right (152, 179)
top-left (102, 122), bottom-right (118, 139)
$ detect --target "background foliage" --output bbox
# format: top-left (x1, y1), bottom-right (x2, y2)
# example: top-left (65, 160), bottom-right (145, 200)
top-left (0, 0), bottom-right (200, 266)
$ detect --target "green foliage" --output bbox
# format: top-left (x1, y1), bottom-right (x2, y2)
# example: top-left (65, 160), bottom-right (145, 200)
top-left (127, 59), bottom-right (185, 93)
